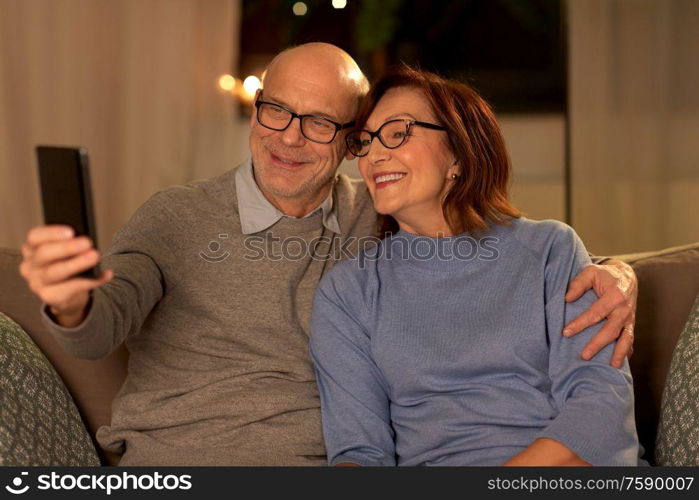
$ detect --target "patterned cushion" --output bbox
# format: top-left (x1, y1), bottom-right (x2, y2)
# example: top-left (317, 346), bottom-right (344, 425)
top-left (655, 292), bottom-right (699, 466)
top-left (0, 312), bottom-right (100, 465)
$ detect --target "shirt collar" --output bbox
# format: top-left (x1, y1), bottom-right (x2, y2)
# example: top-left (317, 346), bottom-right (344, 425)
top-left (235, 158), bottom-right (341, 235)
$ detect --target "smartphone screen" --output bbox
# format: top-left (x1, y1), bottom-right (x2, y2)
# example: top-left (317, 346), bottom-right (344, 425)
top-left (36, 146), bottom-right (99, 279)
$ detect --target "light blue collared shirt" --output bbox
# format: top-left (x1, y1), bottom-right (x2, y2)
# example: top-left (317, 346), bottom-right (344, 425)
top-left (235, 159), bottom-right (341, 235)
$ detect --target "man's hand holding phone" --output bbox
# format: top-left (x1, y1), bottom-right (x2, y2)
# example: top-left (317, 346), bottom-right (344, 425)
top-left (19, 225), bottom-right (113, 328)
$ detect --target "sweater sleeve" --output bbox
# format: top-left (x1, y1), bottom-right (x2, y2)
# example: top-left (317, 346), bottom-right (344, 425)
top-left (40, 190), bottom-right (178, 360)
top-left (309, 267), bottom-right (396, 466)
top-left (537, 223), bottom-right (641, 465)
top-left (589, 253), bottom-right (610, 265)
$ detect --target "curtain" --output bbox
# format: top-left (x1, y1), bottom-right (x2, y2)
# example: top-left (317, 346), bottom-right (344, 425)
top-left (0, 0), bottom-right (244, 250)
top-left (569, 0), bottom-right (699, 255)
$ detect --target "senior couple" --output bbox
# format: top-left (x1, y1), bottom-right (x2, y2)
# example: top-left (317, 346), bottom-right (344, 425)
top-left (20, 43), bottom-right (643, 466)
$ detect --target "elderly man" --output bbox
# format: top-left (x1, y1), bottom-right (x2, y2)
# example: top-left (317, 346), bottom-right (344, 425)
top-left (19, 43), bottom-right (636, 465)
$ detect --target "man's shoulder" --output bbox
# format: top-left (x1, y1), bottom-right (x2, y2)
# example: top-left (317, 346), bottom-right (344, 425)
top-left (162, 167), bottom-right (237, 202)
top-left (334, 174), bottom-right (370, 203)
top-left (334, 174), bottom-right (376, 237)
top-left (144, 167), bottom-right (239, 217)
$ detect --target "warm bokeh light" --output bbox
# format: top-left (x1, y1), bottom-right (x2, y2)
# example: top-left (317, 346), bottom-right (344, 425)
top-left (217, 74), bottom-right (236, 91)
top-left (292, 2), bottom-right (307, 16)
top-left (242, 75), bottom-right (262, 99)
top-left (216, 73), bottom-right (264, 106)
top-left (332, 0), bottom-right (347, 8)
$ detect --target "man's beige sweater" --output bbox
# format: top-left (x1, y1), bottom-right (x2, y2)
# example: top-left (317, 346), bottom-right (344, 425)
top-left (41, 165), bottom-right (376, 465)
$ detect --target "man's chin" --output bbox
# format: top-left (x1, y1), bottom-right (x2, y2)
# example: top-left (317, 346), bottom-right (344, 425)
top-left (257, 173), bottom-right (308, 199)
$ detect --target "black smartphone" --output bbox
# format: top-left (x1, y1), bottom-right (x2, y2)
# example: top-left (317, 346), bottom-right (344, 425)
top-left (36, 145), bottom-right (100, 279)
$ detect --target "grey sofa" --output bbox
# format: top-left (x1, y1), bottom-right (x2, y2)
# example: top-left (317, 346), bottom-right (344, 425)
top-left (1, 243), bottom-right (698, 465)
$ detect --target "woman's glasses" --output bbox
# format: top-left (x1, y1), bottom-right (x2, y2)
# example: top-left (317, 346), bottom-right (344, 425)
top-left (345, 119), bottom-right (446, 157)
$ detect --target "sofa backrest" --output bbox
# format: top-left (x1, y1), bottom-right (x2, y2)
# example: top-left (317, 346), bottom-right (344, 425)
top-left (615, 243), bottom-right (699, 464)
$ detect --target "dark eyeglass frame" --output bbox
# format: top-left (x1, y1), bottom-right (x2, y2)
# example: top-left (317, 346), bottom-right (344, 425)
top-left (254, 97), bottom-right (355, 144)
top-left (345, 119), bottom-right (447, 157)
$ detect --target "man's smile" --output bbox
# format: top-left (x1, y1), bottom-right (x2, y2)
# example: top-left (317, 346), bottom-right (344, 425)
top-left (269, 151), bottom-right (307, 170)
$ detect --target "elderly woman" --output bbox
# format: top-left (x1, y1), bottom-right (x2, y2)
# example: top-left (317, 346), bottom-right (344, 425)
top-left (309, 66), bottom-right (644, 466)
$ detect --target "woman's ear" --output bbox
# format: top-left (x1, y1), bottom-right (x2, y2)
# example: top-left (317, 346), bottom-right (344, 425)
top-left (448, 159), bottom-right (462, 179)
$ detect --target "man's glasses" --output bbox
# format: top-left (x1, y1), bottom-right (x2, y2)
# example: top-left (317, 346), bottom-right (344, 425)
top-left (255, 98), bottom-right (354, 144)
top-left (345, 119), bottom-right (447, 157)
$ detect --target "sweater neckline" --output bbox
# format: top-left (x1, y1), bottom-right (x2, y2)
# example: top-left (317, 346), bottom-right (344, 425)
top-left (266, 211), bottom-right (325, 235)
top-left (386, 225), bottom-right (509, 273)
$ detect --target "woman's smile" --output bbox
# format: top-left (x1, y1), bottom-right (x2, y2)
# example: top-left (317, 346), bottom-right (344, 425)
top-left (373, 171), bottom-right (407, 189)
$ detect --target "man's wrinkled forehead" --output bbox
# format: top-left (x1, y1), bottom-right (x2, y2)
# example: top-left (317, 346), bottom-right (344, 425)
top-left (262, 91), bottom-right (343, 122)
top-left (263, 70), bottom-right (356, 121)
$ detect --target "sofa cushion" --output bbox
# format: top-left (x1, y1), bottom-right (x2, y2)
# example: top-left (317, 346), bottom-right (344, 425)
top-left (0, 312), bottom-right (100, 465)
top-left (0, 247), bottom-right (127, 465)
top-left (655, 292), bottom-right (699, 465)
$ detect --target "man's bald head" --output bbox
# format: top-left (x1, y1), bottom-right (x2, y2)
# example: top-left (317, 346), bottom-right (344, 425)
top-left (249, 43), bottom-right (367, 213)
top-left (263, 42), bottom-right (369, 115)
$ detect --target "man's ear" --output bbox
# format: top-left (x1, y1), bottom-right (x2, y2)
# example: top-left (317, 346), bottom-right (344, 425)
top-left (248, 89), bottom-right (262, 126)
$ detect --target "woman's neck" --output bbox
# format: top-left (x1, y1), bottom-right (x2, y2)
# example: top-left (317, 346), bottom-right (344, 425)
top-left (394, 209), bottom-right (453, 238)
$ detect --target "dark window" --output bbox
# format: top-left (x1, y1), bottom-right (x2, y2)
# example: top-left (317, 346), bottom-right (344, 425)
top-left (240, 0), bottom-right (565, 113)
